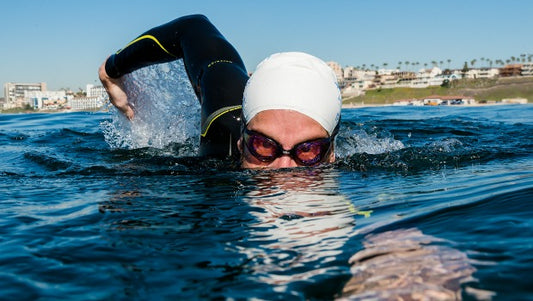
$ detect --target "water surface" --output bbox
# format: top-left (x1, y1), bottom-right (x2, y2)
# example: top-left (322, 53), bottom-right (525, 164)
top-left (0, 62), bottom-right (531, 300)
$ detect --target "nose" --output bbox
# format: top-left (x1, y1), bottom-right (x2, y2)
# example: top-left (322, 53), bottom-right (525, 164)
top-left (270, 154), bottom-right (298, 168)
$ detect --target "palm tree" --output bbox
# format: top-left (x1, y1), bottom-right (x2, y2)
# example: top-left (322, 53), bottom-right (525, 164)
top-left (470, 59), bottom-right (477, 68)
top-left (447, 59), bottom-right (451, 69)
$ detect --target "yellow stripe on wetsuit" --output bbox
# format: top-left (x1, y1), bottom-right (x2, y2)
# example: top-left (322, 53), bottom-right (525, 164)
top-left (201, 59), bottom-right (240, 137)
top-left (116, 35), bottom-right (177, 57)
top-left (201, 105), bottom-right (242, 137)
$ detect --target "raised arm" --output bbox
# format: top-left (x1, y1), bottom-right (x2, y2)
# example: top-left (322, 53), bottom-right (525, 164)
top-left (98, 63), bottom-right (133, 119)
top-left (99, 14), bottom-right (249, 158)
top-left (99, 14), bottom-right (247, 118)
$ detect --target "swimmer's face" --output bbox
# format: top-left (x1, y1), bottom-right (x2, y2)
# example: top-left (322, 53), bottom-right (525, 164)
top-left (238, 110), bottom-right (335, 169)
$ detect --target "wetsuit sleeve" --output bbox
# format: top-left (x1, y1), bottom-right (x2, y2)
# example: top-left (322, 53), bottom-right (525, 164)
top-left (105, 14), bottom-right (246, 95)
top-left (104, 14), bottom-right (249, 158)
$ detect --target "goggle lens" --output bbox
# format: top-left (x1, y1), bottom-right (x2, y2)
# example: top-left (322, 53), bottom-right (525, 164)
top-left (294, 142), bottom-right (326, 164)
top-left (250, 134), bottom-right (279, 159)
top-left (244, 129), bottom-right (332, 166)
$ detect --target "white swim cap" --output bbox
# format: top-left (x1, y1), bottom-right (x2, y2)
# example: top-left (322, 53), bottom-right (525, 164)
top-left (242, 52), bottom-right (342, 136)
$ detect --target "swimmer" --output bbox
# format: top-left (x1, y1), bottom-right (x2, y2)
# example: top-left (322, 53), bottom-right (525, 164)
top-left (99, 14), bottom-right (341, 169)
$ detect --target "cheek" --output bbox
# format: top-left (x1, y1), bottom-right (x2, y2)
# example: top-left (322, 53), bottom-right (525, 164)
top-left (327, 147), bottom-right (335, 163)
top-left (237, 137), bottom-right (243, 153)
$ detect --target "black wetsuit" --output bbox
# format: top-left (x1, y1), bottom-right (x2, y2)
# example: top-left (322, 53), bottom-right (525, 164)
top-left (105, 14), bottom-right (248, 158)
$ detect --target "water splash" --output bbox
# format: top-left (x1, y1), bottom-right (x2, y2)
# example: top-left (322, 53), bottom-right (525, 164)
top-left (427, 138), bottom-right (464, 153)
top-left (101, 61), bottom-right (200, 154)
top-left (336, 125), bottom-right (405, 157)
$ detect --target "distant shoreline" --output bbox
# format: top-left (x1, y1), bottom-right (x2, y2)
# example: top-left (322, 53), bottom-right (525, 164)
top-left (1, 103), bottom-right (530, 114)
top-left (0, 108), bottom-right (107, 114)
top-left (342, 76), bottom-right (533, 107)
top-left (341, 102), bottom-right (531, 109)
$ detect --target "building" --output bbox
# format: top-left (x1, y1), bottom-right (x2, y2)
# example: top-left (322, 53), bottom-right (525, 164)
top-left (410, 67), bottom-right (444, 88)
top-left (422, 95), bottom-right (476, 106)
top-left (25, 90), bottom-right (68, 110)
top-left (521, 63), bottom-right (533, 76)
top-left (499, 64), bottom-right (522, 77)
top-left (3, 82), bottom-right (47, 109)
top-left (501, 98), bottom-right (528, 104)
top-left (326, 61), bottom-right (344, 85)
top-left (86, 84), bottom-right (107, 98)
top-left (395, 71), bottom-right (417, 87)
top-left (477, 67), bottom-right (499, 78)
top-left (342, 81), bottom-right (365, 97)
top-left (74, 84), bottom-right (107, 111)
top-left (374, 73), bottom-right (399, 88)
top-left (464, 67), bottom-right (499, 79)
top-left (343, 66), bottom-right (359, 81)
top-left (68, 96), bottom-right (105, 111)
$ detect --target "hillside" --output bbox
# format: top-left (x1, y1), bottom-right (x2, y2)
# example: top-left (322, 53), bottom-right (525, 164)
top-left (343, 76), bottom-right (533, 105)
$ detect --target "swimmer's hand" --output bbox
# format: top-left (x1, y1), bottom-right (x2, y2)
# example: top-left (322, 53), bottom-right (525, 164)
top-left (98, 60), bottom-right (134, 120)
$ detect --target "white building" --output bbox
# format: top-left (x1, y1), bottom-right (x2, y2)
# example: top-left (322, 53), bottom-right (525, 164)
top-left (376, 68), bottom-right (398, 76)
top-left (464, 68), bottom-right (499, 79)
top-left (68, 96), bottom-right (105, 110)
top-left (25, 90), bottom-right (69, 110)
top-left (343, 66), bottom-right (358, 81)
top-left (477, 67), bottom-right (499, 78)
top-left (3, 82), bottom-right (47, 109)
top-left (326, 61), bottom-right (344, 84)
top-left (501, 98), bottom-right (528, 104)
top-left (86, 84), bottom-right (107, 98)
top-left (410, 67), bottom-right (444, 88)
top-left (375, 74), bottom-right (399, 88)
top-left (342, 81), bottom-right (365, 97)
top-left (422, 95), bottom-right (476, 106)
top-left (521, 63), bottom-right (533, 76)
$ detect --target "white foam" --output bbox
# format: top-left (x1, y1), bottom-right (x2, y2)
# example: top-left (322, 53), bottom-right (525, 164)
top-left (101, 60), bottom-right (200, 154)
top-left (336, 127), bottom-right (405, 157)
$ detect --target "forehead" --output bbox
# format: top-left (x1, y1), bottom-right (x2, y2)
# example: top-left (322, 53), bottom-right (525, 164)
top-left (246, 109), bottom-right (328, 146)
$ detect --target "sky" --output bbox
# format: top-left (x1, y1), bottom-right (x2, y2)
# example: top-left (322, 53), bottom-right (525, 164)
top-left (1, 0), bottom-right (533, 97)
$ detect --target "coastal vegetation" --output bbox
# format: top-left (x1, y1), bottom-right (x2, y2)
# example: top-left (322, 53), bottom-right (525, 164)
top-left (343, 76), bottom-right (533, 105)
top-left (0, 105), bottom-right (35, 114)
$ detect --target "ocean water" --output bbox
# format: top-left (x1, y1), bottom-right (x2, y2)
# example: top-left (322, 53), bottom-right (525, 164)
top-left (0, 62), bottom-right (532, 300)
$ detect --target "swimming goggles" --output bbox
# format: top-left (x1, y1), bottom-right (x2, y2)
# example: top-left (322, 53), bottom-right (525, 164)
top-left (242, 128), bottom-right (333, 166)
